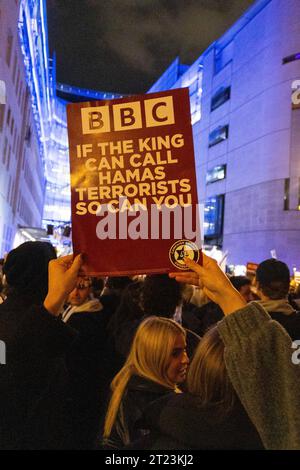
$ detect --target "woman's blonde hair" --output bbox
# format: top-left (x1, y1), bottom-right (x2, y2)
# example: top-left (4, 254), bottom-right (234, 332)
top-left (187, 326), bottom-right (236, 414)
top-left (103, 316), bottom-right (186, 439)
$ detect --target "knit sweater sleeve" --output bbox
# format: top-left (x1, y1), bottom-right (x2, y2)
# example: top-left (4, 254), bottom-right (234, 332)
top-left (217, 302), bottom-right (300, 450)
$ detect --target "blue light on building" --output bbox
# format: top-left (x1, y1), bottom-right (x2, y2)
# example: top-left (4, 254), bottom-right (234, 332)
top-left (148, 0), bottom-right (300, 270)
top-left (17, 0), bottom-right (122, 231)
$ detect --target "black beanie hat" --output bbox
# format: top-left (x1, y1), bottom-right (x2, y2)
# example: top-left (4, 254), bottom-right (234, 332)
top-left (3, 241), bottom-right (57, 299)
top-left (256, 259), bottom-right (290, 286)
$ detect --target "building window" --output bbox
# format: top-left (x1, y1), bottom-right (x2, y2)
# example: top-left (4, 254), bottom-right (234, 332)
top-left (7, 144), bottom-right (11, 170)
top-left (208, 125), bottom-right (229, 148)
top-left (2, 137), bottom-right (8, 164)
top-left (7, 176), bottom-right (12, 203)
top-left (211, 87), bottom-right (231, 112)
top-left (18, 84), bottom-right (23, 106)
top-left (6, 107), bottom-right (11, 126)
top-left (284, 178), bottom-right (290, 210)
top-left (0, 104), bottom-right (4, 132)
top-left (283, 52), bottom-right (300, 64)
top-left (16, 135), bottom-right (20, 155)
top-left (13, 127), bottom-right (17, 153)
top-left (206, 164), bottom-right (227, 184)
top-left (204, 195), bottom-right (225, 244)
top-left (10, 116), bottom-right (14, 135)
top-left (22, 88), bottom-right (27, 113)
top-left (12, 53), bottom-right (17, 83)
top-left (25, 126), bottom-right (31, 145)
top-left (22, 148), bottom-right (26, 171)
top-left (214, 42), bottom-right (233, 75)
top-left (15, 70), bottom-right (20, 97)
top-left (0, 79), bottom-right (5, 105)
top-left (6, 31), bottom-right (13, 67)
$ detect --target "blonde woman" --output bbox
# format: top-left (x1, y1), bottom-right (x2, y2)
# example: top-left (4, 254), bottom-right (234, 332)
top-left (142, 326), bottom-right (263, 449)
top-left (102, 316), bottom-right (189, 449)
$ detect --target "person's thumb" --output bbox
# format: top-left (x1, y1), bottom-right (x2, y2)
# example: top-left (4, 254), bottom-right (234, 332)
top-left (68, 254), bottom-right (82, 276)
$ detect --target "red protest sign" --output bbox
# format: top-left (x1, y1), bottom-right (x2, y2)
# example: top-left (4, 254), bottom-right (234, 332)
top-left (246, 262), bottom-right (259, 277)
top-left (67, 88), bottom-right (200, 276)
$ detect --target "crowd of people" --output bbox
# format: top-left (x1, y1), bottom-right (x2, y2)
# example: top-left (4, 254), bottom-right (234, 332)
top-left (0, 241), bottom-right (300, 449)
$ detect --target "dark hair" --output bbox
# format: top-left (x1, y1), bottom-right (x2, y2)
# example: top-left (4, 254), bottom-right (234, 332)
top-left (108, 280), bottom-right (144, 359)
top-left (106, 276), bottom-right (132, 291)
top-left (109, 281), bottom-right (144, 332)
top-left (142, 274), bottom-right (183, 318)
top-left (256, 259), bottom-right (290, 299)
top-left (91, 277), bottom-right (105, 296)
top-left (3, 241), bottom-right (57, 302)
top-left (229, 276), bottom-right (251, 292)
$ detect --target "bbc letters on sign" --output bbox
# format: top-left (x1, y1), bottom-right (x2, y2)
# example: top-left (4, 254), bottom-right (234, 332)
top-left (81, 96), bottom-right (175, 134)
top-left (67, 88), bottom-right (200, 276)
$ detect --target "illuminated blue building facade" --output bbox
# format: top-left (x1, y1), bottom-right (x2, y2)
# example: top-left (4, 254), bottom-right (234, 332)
top-left (0, 0), bottom-right (121, 256)
top-left (0, 0), bottom-right (47, 254)
top-left (18, 0), bottom-right (122, 229)
top-left (150, 0), bottom-right (300, 270)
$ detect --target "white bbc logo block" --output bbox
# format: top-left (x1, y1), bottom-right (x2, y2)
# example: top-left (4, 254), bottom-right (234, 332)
top-left (144, 96), bottom-right (174, 127)
top-left (81, 106), bottom-right (110, 134)
top-left (113, 101), bottom-right (143, 131)
top-left (81, 96), bottom-right (174, 134)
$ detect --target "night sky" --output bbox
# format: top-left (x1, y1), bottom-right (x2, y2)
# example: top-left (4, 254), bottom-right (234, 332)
top-left (46, 0), bottom-right (254, 95)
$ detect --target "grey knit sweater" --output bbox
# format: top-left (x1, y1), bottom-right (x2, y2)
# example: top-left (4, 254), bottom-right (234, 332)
top-left (218, 301), bottom-right (300, 450)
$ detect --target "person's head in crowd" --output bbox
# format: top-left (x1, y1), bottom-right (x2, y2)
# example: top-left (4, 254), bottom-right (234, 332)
top-left (104, 316), bottom-right (188, 439)
top-left (67, 276), bottom-right (92, 306)
top-left (107, 280), bottom-right (145, 358)
top-left (105, 276), bottom-right (132, 293)
top-left (255, 259), bottom-right (290, 300)
top-left (187, 325), bottom-right (236, 415)
top-left (116, 280), bottom-right (144, 321)
top-left (182, 284), bottom-right (194, 304)
top-left (3, 241), bottom-right (57, 302)
top-left (230, 276), bottom-right (253, 302)
top-left (0, 275), bottom-right (4, 302)
top-left (91, 277), bottom-right (105, 299)
top-left (0, 258), bottom-right (4, 273)
top-left (142, 274), bottom-right (183, 317)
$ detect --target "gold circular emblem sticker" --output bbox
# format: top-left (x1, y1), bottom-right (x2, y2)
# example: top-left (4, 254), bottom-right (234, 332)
top-left (169, 240), bottom-right (200, 270)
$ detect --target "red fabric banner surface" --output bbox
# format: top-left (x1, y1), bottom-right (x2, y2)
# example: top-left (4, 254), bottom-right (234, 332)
top-left (67, 88), bottom-right (201, 275)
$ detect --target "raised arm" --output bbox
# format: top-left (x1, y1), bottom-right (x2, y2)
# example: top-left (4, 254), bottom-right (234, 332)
top-left (170, 252), bottom-right (300, 449)
top-left (44, 254), bottom-right (82, 316)
top-left (169, 253), bottom-right (246, 315)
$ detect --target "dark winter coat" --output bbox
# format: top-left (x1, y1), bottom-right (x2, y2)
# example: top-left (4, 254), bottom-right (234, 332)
top-left (0, 294), bottom-right (77, 449)
top-left (102, 375), bottom-right (174, 450)
top-left (66, 308), bottom-right (117, 449)
top-left (257, 299), bottom-right (300, 340)
top-left (268, 311), bottom-right (300, 340)
top-left (142, 392), bottom-right (264, 449)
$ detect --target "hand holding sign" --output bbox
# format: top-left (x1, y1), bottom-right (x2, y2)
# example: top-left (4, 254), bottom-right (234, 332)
top-left (170, 253), bottom-right (246, 316)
